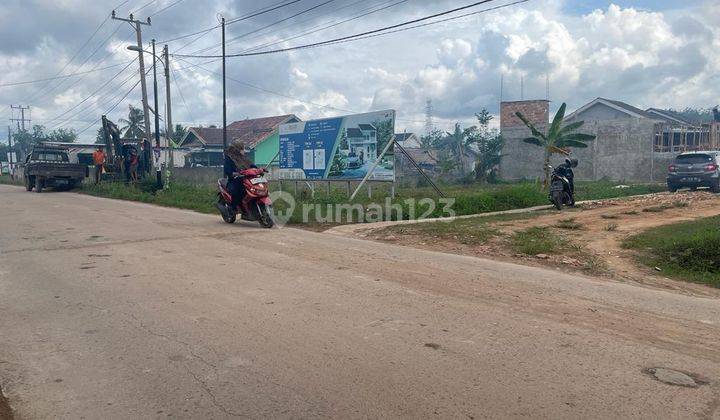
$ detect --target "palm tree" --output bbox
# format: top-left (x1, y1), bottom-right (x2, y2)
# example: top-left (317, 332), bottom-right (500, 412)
top-left (516, 103), bottom-right (595, 187)
top-left (119, 105), bottom-right (145, 139)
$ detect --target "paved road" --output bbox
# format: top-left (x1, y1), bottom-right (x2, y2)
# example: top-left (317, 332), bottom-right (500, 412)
top-left (0, 185), bottom-right (719, 419)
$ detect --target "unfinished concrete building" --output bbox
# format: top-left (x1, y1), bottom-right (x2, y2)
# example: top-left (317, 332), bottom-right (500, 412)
top-left (500, 98), bottom-right (720, 182)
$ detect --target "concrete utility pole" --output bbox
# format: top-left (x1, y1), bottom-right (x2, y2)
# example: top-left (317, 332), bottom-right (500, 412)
top-left (163, 44), bottom-right (174, 170)
top-left (112, 10), bottom-right (152, 172)
top-left (7, 126), bottom-right (13, 179)
top-left (221, 16), bottom-right (227, 153)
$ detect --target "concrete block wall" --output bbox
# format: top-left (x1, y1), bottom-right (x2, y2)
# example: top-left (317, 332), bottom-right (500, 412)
top-left (500, 100), bottom-right (673, 183)
top-left (499, 100), bottom-right (551, 180)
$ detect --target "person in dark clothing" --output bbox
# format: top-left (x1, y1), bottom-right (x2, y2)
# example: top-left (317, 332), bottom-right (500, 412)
top-left (223, 141), bottom-right (255, 210)
top-left (554, 157), bottom-right (578, 205)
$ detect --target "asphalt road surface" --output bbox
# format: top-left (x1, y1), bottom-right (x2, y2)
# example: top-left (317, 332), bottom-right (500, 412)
top-left (1, 184), bottom-right (719, 419)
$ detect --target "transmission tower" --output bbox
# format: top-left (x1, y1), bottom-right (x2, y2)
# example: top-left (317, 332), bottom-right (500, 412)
top-left (424, 99), bottom-right (434, 135)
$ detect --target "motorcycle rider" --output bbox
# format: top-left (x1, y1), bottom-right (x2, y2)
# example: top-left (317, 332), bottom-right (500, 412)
top-left (223, 141), bottom-right (256, 214)
top-left (554, 157), bottom-right (578, 205)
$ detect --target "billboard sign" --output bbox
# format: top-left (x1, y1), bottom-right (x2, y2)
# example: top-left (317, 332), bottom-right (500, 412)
top-left (279, 110), bottom-right (395, 180)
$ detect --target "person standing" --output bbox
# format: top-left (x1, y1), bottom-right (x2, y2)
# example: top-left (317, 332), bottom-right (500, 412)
top-left (129, 148), bottom-right (139, 183)
top-left (92, 146), bottom-right (107, 185)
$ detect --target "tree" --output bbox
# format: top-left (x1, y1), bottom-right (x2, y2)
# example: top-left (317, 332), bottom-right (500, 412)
top-left (466, 110), bottom-right (504, 183)
top-left (516, 102), bottom-right (595, 187)
top-left (11, 124), bottom-right (47, 159)
top-left (171, 124), bottom-right (187, 146)
top-left (95, 128), bottom-right (106, 144)
top-left (373, 118), bottom-right (394, 157)
top-left (119, 105), bottom-right (145, 139)
top-left (47, 128), bottom-right (76, 143)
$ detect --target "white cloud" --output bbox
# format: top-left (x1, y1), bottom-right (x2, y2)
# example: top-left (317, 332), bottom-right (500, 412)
top-left (2, 0), bottom-right (719, 142)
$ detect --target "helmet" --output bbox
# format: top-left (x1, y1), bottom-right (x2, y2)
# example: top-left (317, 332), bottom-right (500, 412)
top-left (565, 157), bottom-right (578, 168)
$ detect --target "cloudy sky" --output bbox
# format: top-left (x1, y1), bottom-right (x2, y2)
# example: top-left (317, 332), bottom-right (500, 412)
top-left (0, 0), bottom-right (716, 143)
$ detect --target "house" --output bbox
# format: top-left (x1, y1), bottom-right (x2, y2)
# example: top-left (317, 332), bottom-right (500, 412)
top-left (395, 132), bottom-right (421, 148)
top-left (179, 114), bottom-right (301, 167)
top-left (396, 147), bottom-right (440, 175)
top-left (345, 124), bottom-right (378, 163)
top-left (500, 97), bottom-right (720, 182)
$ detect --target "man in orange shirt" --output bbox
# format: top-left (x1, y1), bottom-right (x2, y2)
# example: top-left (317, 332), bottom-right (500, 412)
top-left (92, 146), bottom-right (106, 185)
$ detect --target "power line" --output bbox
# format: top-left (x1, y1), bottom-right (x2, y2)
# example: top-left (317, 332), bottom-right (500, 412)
top-left (50, 67), bottom-right (139, 131)
top-left (131, 0), bottom-right (157, 14)
top-left (0, 61), bottom-right (134, 88)
top-left (237, 0), bottom-right (409, 55)
top-left (169, 63), bottom-right (196, 122)
top-left (42, 59), bottom-right (138, 127)
top-left (174, 56), bottom-right (436, 127)
top-left (25, 23), bottom-right (126, 105)
top-left (169, 0), bottom-right (405, 70)
top-left (149, 0), bottom-right (186, 17)
top-left (75, 78), bottom-right (143, 137)
top-left (158, 0), bottom-right (302, 44)
top-left (319, 0), bottom-right (529, 46)
top-left (26, 0), bottom-right (132, 96)
top-left (187, 0), bottom-right (337, 56)
top-left (171, 0), bottom-right (302, 53)
top-left (174, 0), bottom-right (503, 58)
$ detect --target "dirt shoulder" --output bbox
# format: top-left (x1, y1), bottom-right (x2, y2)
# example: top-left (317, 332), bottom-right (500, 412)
top-left (341, 191), bottom-right (720, 297)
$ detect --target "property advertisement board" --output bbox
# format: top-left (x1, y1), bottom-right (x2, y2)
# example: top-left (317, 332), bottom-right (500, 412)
top-left (279, 110), bottom-right (395, 180)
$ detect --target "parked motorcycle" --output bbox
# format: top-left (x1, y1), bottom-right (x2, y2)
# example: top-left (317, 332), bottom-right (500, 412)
top-left (216, 167), bottom-right (275, 228)
top-left (548, 166), bottom-right (574, 211)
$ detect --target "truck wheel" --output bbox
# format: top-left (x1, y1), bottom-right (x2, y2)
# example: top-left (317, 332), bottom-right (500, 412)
top-left (35, 177), bottom-right (43, 193)
top-left (25, 176), bottom-right (33, 191)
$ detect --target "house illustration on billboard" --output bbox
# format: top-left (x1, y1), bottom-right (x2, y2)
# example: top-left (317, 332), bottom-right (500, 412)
top-left (345, 123), bottom-right (377, 164)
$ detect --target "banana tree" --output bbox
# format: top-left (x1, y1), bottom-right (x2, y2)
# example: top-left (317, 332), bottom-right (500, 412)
top-left (515, 102), bottom-right (596, 187)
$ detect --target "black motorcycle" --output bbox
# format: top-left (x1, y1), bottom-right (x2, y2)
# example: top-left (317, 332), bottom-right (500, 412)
top-left (548, 167), bottom-right (574, 210)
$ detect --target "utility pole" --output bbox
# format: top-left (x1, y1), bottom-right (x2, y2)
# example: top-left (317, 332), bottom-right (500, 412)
top-left (152, 39), bottom-right (160, 149)
top-left (163, 44), bottom-right (174, 172)
top-left (7, 126), bottom-right (13, 180)
top-left (151, 39), bottom-right (162, 188)
top-left (10, 105), bottom-right (31, 162)
top-left (112, 10), bottom-right (152, 174)
top-left (10, 105), bottom-right (31, 131)
top-left (221, 16), bottom-right (227, 153)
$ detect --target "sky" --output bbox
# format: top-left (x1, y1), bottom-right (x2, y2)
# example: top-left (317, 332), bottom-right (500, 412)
top-left (0, 0), bottom-right (717, 143)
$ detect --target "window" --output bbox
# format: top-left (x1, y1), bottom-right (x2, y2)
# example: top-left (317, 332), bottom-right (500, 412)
top-left (32, 151), bottom-right (68, 162)
top-left (676, 154), bottom-right (713, 164)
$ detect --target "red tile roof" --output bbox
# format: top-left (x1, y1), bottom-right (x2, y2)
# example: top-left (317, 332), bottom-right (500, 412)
top-left (182, 114), bottom-right (299, 148)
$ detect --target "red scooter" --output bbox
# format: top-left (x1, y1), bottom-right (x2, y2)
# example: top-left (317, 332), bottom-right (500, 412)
top-left (216, 167), bottom-right (275, 228)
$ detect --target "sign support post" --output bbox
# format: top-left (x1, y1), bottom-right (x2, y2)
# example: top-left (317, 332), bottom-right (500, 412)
top-left (350, 135), bottom-right (395, 201)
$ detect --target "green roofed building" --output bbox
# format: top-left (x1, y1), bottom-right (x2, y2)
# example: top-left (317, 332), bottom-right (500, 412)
top-left (179, 114), bottom-right (300, 168)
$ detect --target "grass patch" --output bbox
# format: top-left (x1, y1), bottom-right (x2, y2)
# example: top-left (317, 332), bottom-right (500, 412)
top-left (510, 227), bottom-right (565, 255)
top-left (623, 215), bottom-right (720, 288)
top-left (380, 212), bottom-right (542, 245)
top-left (622, 210), bottom-right (639, 215)
top-left (642, 201), bottom-right (689, 213)
top-left (555, 218), bottom-right (584, 230)
top-left (72, 178), bottom-right (665, 225)
top-left (604, 223), bottom-right (619, 232)
top-left (601, 214), bottom-right (619, 219)
top-left (0, 174), bottom-right (21, 185)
